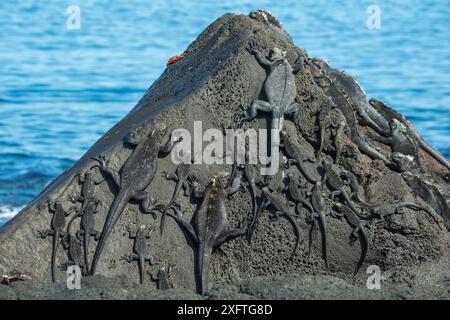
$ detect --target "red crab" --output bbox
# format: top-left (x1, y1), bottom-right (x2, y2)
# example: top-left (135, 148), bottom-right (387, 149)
top-left (167, 51), bottom-right (186, 65)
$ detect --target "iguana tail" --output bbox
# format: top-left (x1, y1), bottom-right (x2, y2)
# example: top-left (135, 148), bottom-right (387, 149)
top-left (297, 161), bottom-right (317, 184)
top-left (281, 212), bottom-right (300, 259)
top-left (416, 136), bottom-right (450, 170)
top-left (403, 203), bottom-right (443, 230)
top-left (90, 190), bottom-right (129, 275)
top-left (341, 191), bottom-right (363, 217)
top-left (83, 231), bottom-right (90, 275)
top-left (138, 255), bottom-right (145, 284)
top-left (51, 230), bottom-right (59, 283)
top-left (317, 210), bottom-right (328, 268)
top-left (354, 228), bottom-right (368, 277)
top-left (197, 244), bottom-right (211, 295)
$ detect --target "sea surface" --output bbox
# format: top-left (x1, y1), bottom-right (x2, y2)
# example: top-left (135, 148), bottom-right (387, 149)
top-left (0, 0), bottom-right (449, 226)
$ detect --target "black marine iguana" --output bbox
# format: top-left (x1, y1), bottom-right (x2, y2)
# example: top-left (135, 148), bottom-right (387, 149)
top-left (167, 173), bottom-right (248, 295)
top-left (239, 40), bottom-right (302, 131)
top-left (367, 119), bottom-right (423, 170)
top-left (314, 59), bottom-right (391, 135)
top-left (341, 169), bottom-right (368, 205)
top-left (121, 224), bottom-right (156, 284)
top-left (67, 170), bottom-right (104, 217)
top-left (333, 203), bottom-right (369, 277)
top-left (90, 123), bottom-right (180, 275)
top-left (370, 98), bottom-right (450, 170)
top-left (226, 163), bottom-right (245, 196)
top-left (66, 170), bottom-right (103, 275)
top-left (401, 172), bottom-right (449, 229)
top-left (317, 105), bottom-right (337, 157)
top-left (151, 265), bottom-right (172, 290)
top-left (280, 130), bottom-right (318, 183)
top-left (227, 154), bottom-right (259, 230)
top-left (38, 200), bottom-right (73, 282)
top-left (333, 110), bottom-right (347, 164)
top-left (161, 160), bottom-right (194, 235)
top-left (369, 196), bottom-right (442, 229)
top-left (258, 186), bottom-right (301, 258)
top-left (311, 60), bottom-right (394, 167)
top-left (285, 171), bottom-right (314, 216)
top-left (60, 232), bottom-right (85, 273)
top-left (322, 161), bottom-right (365, 216)
top-left (308, 181), bottom-right (328, 268)
top-left (74, 198), bottom-right (101, 275)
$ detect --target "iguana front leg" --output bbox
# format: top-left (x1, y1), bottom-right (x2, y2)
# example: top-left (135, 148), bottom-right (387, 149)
top-left (285, 102), bottom-right (300, 118)
top-left (162, 171), bottom-right (178, 181)
top-left (133, 191), bottom-right (163, 218)
top-left (248, 40), bottom-right (273, 67)
top-left (159, 134), bottom-right (182, 154)
top-left (367, 132), bottom-right (392, 145)
top-left (91, 155), bottom-right (121, 187)
top-left (121, 253), bottom-right (139, 263)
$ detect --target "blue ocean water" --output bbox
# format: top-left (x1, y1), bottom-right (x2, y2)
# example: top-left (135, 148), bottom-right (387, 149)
top-left (0, 1), bottom-right (449, 226)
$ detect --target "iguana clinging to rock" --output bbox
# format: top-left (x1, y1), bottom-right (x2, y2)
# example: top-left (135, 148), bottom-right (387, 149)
top-left (239, 40), bottom-right (304, 131)
top-left (89, 122), bottom-right (181, 275)
top-left (168, 173), bottom-right (248, 295)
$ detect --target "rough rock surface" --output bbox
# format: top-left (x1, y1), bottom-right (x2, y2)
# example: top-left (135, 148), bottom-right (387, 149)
top-left (0, 11), bottom-right (449, 299)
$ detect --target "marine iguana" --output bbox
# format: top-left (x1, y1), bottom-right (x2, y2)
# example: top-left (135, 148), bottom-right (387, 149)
top-left (243, 158), bottom-right (259, 224)
top-left (402, 172), bottom-right (449, 229)
top-left (311, 60), bottom-right (394, 167)
top-left (333, 111), bottom-right (347, 164)
top-left (367, 119), bottom-right (423, 170)
top-left (151, 265), bottom-right (172, 290)
top-left (249, 9), bottom-right (284, 30)
top-left (167, 173), bottom-right (248, 295)
top-left (341, 170), bottom-right (368, 205)
top-left (37, 200), bottom-right (73, 282)
top-left (60, 232), bottom-right (85, 273)
top-left (333, 203), bottom-right (369, 277)
top-left (308, 181), bottom-right (328, 268)
top-left (317, 105), bottom-right (338, 157)
top-left (322, 161), bottom-right (364, 216)
top-left (226, 163), bottom-right (245, 196)
top-left (90, 123), bottom-right (181, 275)
top-left (227, 154), bottom-right (259, 228)
top-left (280, 130), bottom-right (318, 183)
top-left (369, 198), bottom-right (438, 222)
top-left (239, 40), bottom-right (301, 131)
top-left (121, 224), bottom-right (156, 284)
top-left (74, 198), bottom-right (101, 275)
top-left (161, 161), bottom-right (194, 235)
top-left (369, 98), bottom-right (450, 170)
top-left (67, 169), bottom-right (104, 217)
top-left (258, 186), bottom-right (301, 258)
top-left (315, 60), bottom-right (391, 135)
top-left (284, 171), bottom-right (314, 216)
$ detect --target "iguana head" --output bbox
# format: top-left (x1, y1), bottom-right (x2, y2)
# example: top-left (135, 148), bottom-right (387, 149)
top-left (268, 47), bottom-right (286, 62)
top-left (322, 159), bottom-right (333, 171)
top-left (390, 119), bottom-right (406, 134)
top-left (150, 121), bottom-right (168, 140)
top-left (391, 152), bottom-right (414, 172)
top-left (249, 9), bottom-right (283, 29)
top-left (212, 171), bottom-right (229, 190)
